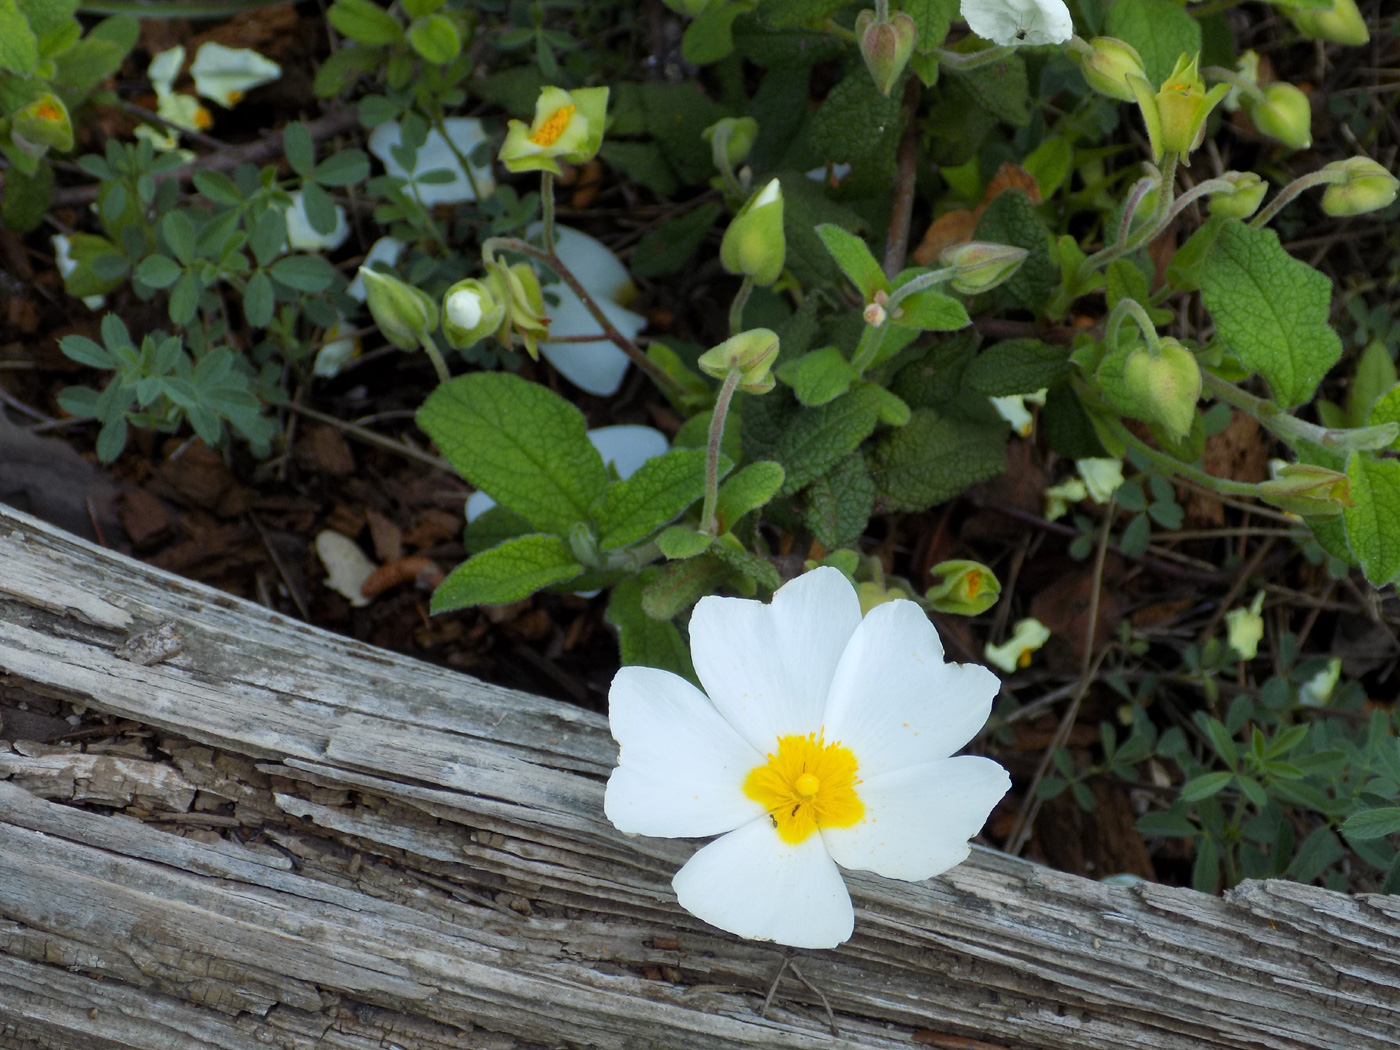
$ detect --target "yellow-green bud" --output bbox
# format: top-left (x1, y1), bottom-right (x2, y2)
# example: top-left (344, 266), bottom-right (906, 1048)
top-left (1075, 37), bottom-right (1146, 103)
top-left (11, 93), bottom-right (74, 155)
top-left (1247, 82), bottom-right (1312, 150)
top-left (720, 178), bottom-right (786, 286)
top-left (925, 559), bottom-right (1001, 616)
top-left (698, 328), bottom-right (779, 394)
top-left (1288, 0), bottom-right (1369, 47)
top-left (855, 9), bottom-right (918, 98)
top-left (1320, 157), bottom-right (1399, 217)
top-left (702, 117), bottom-right (758, 171)
top-left (857, 579), bottom-right (910, 615)
top-left (484, 257), bottom-right (550, 359)
top-left (1122, 337), bottom-right (1201, 439)
top-left (442, 278), bottom-right (507, 349)
top-left (939, 241), bottom-right (1029, 294)
top-left (1207, 171), bottom-right (1268, 219)
top-left (1258, 463), bottom-right (1352, 519)
top-left (1128, 52), bottom-right (1230, 163)
top-left (359, 267), bottom-right (438, 351)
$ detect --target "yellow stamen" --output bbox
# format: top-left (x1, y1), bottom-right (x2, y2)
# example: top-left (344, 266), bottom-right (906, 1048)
top-left (743, 732), bottom-right (863, 845)
top-left (965, 571), bottom-right (982, 599)
top-left (227, 90), bottom-right (244, 104)
top-left (1017, 648), bottom-right (1033, 668)
top-left (35, 102), bottom-right (62, 122)
top-left (529, 104), bottom-right (575, 147)
top-left (194, 106), bottom-right (214, 131)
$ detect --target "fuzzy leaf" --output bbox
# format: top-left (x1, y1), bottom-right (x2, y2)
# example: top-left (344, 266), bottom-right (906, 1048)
top-left (1104, 0), bottom-right (1201, 86)
top-left (803, 452), bottom-right (873, 548)
top-left (1343, 452), bottom-right (1400, 586)
top-left (431, 534), bottom-right (581, 612)
top-left (816, 224), bottom-right (887, 300)
top-left (867, 407), bottom-right (1006, 511)
top-left (743, 385), bottom-right (883, 496)
top-left (964, 339), bottom-right (1072, 396)
top-left (596, 447), bottom-right (721, 550)
top-left (605, 574), bottom-right (697, 683)
top-left (716, 460), bottom-right (785, 532)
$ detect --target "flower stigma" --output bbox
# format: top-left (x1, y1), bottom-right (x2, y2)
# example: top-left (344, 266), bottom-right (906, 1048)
top-left (531, 104), bottom-right (576, 147)
top-left (743, 732), bottom-right (864, 845)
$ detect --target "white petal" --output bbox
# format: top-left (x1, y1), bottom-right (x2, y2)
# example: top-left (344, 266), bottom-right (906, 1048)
top-left (347, 237), bottom-right (405, 301)
top-left (284, 191), bottom-right (349, 252)
top-left (821, 599), bottom-right (1000, 778)
top-left (822, 756), bottom-right (1009, 881)
top-left (689, 567), bottom-right (862, 753)
top-left (605, 666), bottom-right (764, 838)
top-left (528, 224), bottom-right (634, 303)
top-left (588, 425), bottom-right (668, 479)
top-left (367, 118), bottom-right (495, 205)
top-left (672, 816), bottom-right (853, 949)
top-left (537, 292), bottom-right (641, 395)
top-left (962, 0), bottom-right (1073, 46)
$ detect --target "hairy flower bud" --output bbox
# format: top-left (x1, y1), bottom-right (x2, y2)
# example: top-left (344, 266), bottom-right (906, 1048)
top-left (483, 257), bottom-right (550, 359)
top-left (442, 278), bottom-right (507, 349)
top-left (698, 328), bottom-right (779, 394)
top-left (1258, 463), bottom-right (1353, 519)
top-left (1288, 0), bottom-right (1369, 47)
top-left (702, 117), bottom-right (758, 171)
top-left (1247, 82), bottom-right (1312, 150)
top-left (1128, 52), bottom-right (1230, 163)
top-left (855, 9), bottom-right (918, 97)
top-left (359, 267), bottom-right (438, 351)
top-left (1074, 37), bottom-right (1146, 102)
top-left (11, 93), bottom-right (74, 155)
top-left (1122, 337), bottom-right (1201, 439)
top-left (720, 178), bottom-right (786, 286)
top-left (940, 241), bottom-right (1029, 294)
top-left (1320, 156), bottom-right (1400, 217)
top-left (925, 559), bottom-right (1001, 616)
top-left (1207, 171), bottom-right (1268, 219)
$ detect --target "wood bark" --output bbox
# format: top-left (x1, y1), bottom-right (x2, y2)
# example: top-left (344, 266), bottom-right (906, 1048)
top-left (0, 503), bottom-right (1398, 1050)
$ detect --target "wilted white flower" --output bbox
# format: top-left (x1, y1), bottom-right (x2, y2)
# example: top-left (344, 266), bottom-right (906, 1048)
top-left (1076, 457), bottom-right (1124, 504)
top-left (189, 42), bottom-right (281, 108)
top-left (1225, 592), bottom-right (1265, 660)
top-left (985, 617), bottom-right (1051, 673)
top-left (605, 568), bottom-right (1009, 949)
top-left (961, 0), bottom-right (1073, 47)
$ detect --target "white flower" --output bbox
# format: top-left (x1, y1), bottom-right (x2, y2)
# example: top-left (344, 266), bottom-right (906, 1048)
top-left (1225, 592), bottom-right (1265, 660)
top-left (1076, 457), bottom-right (1124, 504)
top-left (51, 235), bottom-right (106, 311)
top-left (985, 617), bottom-right (1050, 673)
top-left (990, 394), bottom-right (1034, 436)
top-left (346, 237), bottom-right (406, 301)
top-left (283, 190), bottom-right (349, 252)
top-left (368, 118), bottom-right (496, 205)
top-left (528, 224), bottom-right (646, 396)
top-left (961, 0), bottom-right (1073, 47)
top-left (189, 42), bottom-right (281, 108)
top-left (604, 568), bottom-right (1009, 949)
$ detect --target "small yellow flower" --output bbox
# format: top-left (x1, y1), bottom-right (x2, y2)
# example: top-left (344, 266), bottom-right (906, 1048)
top-left (499, 86), bottom-right (609, 175)
top-left (985, 618), bottom-right (1051, 673)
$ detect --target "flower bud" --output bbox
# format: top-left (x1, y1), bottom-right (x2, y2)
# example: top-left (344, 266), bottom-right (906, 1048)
top-left (1122, 338), bottom-right (1201, 439)
top-left (702, 117), bottom-right (759, 171)
top-left (1074, 37), bottom-right (1146, 102)
top-left (1320, 157), bottom-right (1399, 217)
top-left (1247, 82), bottom-right (1312, 150)
top-left (985, 618), bottom-right (1051, 673)
top-left (1224, 592), bottom-right (1265, 660)
top-left (1258, 462), bottom-right (1352, 519)
top-left (856, 579), bottom-right (910, 615)
top-left (939, 241), bottom-right (1029, 294)
top-left (359, 267), bottom-right (438, 351)
top-left (698, 328), bottom-right (779, 394)
top-left (484, 257), bottom-right (550, 359)
top-left (855, 9), bottom-right (918, 98)
top-left (1207, 171), bottom-right (1268, 219)
top-left (1288, 0), bottom-right (1369, 47)
top-left (442, 278), bottom-right (507, 349)
top-left (1128, 52), bottom-right (1230, 163)
top-left (499, 85), bottom-right (609, 175)
top-left (11, 93), bottom-right (74, 154)
top-left (720, 178), bottom-right (786, 286)
top-left (926, 560), bottom-right (1001, 616)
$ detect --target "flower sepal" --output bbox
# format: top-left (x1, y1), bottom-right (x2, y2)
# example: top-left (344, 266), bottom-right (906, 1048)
top-left (925, 559), bottom-right (1001, 615)
top-left (359, 267), bottom-right (438, 351)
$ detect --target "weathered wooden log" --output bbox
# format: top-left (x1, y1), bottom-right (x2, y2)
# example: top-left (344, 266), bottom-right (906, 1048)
top-left (1, 502), bottom-right (1398, 1050)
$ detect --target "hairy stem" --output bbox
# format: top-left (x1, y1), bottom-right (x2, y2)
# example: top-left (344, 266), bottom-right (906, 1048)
top-left (700, 368), bottom-right (743, 536)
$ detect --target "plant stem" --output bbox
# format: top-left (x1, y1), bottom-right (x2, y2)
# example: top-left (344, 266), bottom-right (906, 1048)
top-left (1200, 67), bottom-right (1265, 105)
top-left (540, 171), bottom-right (557, 250)
top-left (1201, 371), bottom-right (1399, 453)
top-left (700, 368), bottom-right (743, 537)
top-left (1250, 170), bottom-right (1334, 228)
top-left (419, 336), bottom-right (451, 385)
top-left (729, 275), bottom-right (754, 337)
top-left (1105, 297), bottom-right (1162, 353)
top-left (1082, 152), bottom-right (1179, 273)
top-left (934, 44), bottom-right (1016, 71)
top-left (1108, 415), bottom-right (1263, 497)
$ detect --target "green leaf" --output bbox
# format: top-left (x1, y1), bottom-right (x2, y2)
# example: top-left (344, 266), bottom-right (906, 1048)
top-left (809, 68), bottom-right (902, 166)
top-left (974, 190), bottom-right (1055, 312)
top-left (743, 385), bottom-right (884, 497)
top-left (759, 0), bottom-right (849, 27)
top-left (715, 460), bottom-right (785, 533)
top-left (431, 534), bottom-right (582, 612)
top-left (605, 575), bottom-right (696, 683)
top-left (169, 272), bottom-right (202, 325)
top-left (816, 224), bottom-right (887, 301)
top-left (640, 82), bottom-right (728, 187)
top-left (270, 254), bottom-right (336, 293)
top-left (890, 288), bottom-right (969, 333)
top-left (1104, 0), bottom-right (1202, 87)
top-left (710, 539), bottom-right (782, 592)
top-left (283, 120), bottom-right (315, 178)
top-left (161, 210), bottom-right (197, 266)
top-left (312, 147), bottom-right (370, 186)
top-left (1137, 807), bottom-right (1198, 838)
top-left (136, 254), bottom-right (181, 290)
top-left (630, 201), bottom-right (719, 280)
top-left (1366, 383), bottom-right (1400, 451)
top-left (1341, 807), bottom-right (1400, 842)
top-left (417, 373), bottom-right (609, 537)
top-left (780, 346), bottom-right (859, 407)
top-left (1342, 452), bottom-right (1400, 586)
top-left (407, 13), bottom-right (461, 64)
top-left (867, 408), bottom-right (1006, 511)
top-left (1286, 826), bottom-right (1344, 883)
top-left (243, 271), bottom-right (274, 328)
top-left (777, 172), bottom-right (866, 288)
top-left (596, 447), bottom-right (718, 550)
top-left (803, 451), bottom-right (873, 548)
top-left (328, 0), bottom-right (404, 46)
top-left (964, 339), bottom-right (1071, 395)
top-left (59, 335), bottom-right (113, 369)
top-left (681, 1), bottom-right (745, 65)
top-left (1179, 771), bottom-right (1234, 803)
top-left (599, 141), bottom-right (678, 197)
top-left (901, 0), bottom-right (954, 51)
top-left (0, 0), bottom-right (38, 75)
top-left (1199, 221), bottom-right (1342, 408)
top-left (641, 553), bottom-right (732, 620)
top-left (946, 52), bottom-right (1029, 127)
top-left (1, 161), bottom-right (51, 234)
top-left (656, 526), bottom-right (712, 559)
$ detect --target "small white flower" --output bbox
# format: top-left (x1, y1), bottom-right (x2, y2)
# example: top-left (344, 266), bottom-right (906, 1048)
top-left (990, 394), bottom-right (1034, 436)
top-left (961, 0), bottom-right (1073, 47)
top-left (189, 42), bottom-right (281, 108)
top-left (51, 235), bottom-right (106, 310)
top-left (529, 224), bottom-right (646, 396)
top-left (605, 568), bottom-right (1009, 949)
top-left (347, 237), bottom-right (406, 301)
top-left (368, 118), bottom-right (496, 205)
top-left (1225, 592), bottom-right (1265, 660)
top-left (315, 530), bottom-right (376, 607)
top-left (985, 617), bottom-right (1051, 673)
top-left (1043, 477), bottom-right (1088, 522)
top-left (1300, 658), bottom-right (1342, 707)
top-left (1076, 457), bottom-right (1124, 504)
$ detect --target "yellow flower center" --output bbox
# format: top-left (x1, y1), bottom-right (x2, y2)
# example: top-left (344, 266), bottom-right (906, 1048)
top-left (530, 104), bottom-right (575, 147)
top-left (743, 732), bottom-right (863, 845)
top-left (35, 101), bottom-right (63, 122)
top-left (194, 106), bottom-right (214, 131)
top-left (227, 90), bottom-right (244, 105)
top-left (1017, 647), bottom-right (1033, 668)
top-left (965, 571), bottom-right (982, 599)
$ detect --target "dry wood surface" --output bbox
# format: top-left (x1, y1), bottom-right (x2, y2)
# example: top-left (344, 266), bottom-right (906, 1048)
top-left (1, 502), bottom-right (1398, 1050)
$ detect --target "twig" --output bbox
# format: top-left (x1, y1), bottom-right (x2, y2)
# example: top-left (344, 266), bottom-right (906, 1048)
top-left (882, 77), bottom-right (923, 279)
